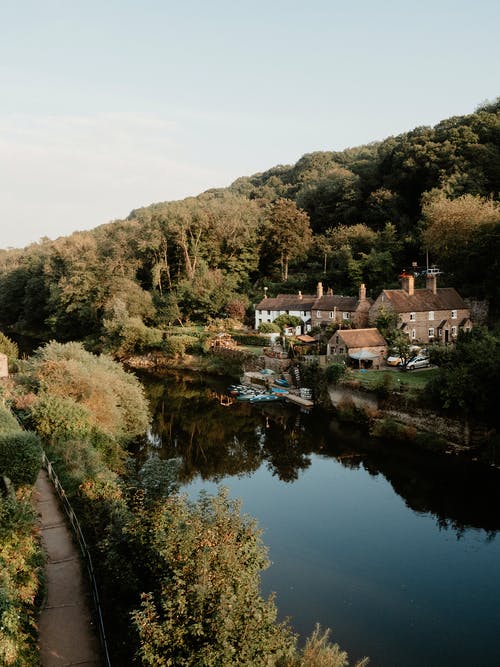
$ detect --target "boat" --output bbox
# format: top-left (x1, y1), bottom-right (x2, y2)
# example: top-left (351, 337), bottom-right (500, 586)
top-left (274, 378), bottom-right (289, 387)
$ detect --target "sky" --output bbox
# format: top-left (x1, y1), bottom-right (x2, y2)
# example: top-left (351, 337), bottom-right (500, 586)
top-left (1, 0), bottom-right (499, 249)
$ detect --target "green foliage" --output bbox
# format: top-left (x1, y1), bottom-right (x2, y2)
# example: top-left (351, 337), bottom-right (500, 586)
top-left (324, 362), bottom-right (347, 385)
top-left (0, 333), bottom-right (18, 360)
top-left (231, 332), bottom-right (266, 346)
top-left (131, 488), bottom-right (296, 667)
top-left (274, 314), bottom-right (303, 332)
top-left (0, 494), bottom-right (44, 667)
top-left (0, 405), bottom-right (22, 434)
top-left (28, 341), bottom-right (149, 443)
top-left (258, 322), bottom-right (281, 334)
top-left (426, 327), bottom-right (500, 425)
top-left (0, 431), bottom-right (42, 488)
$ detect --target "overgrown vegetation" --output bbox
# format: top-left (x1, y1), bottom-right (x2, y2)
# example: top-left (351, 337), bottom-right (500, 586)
top-left (0, 388), bottom-right (43, 667)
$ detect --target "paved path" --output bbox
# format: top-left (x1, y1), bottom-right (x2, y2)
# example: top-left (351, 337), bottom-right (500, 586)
top-left (35, 470), bottom-right (102, 667)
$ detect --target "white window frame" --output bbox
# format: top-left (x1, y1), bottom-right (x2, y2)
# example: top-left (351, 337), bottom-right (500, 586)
top-left (409, 312), bottom-right (416, 322)
top-left (411, 329), bottom-right (416, 340)
top-left (451, 326), bottom-right (457, 336)
top-left (428, 327), bottom-right (434, 338)
top-left (329, 311), bottom-right (335, 319)
top-left (451, 310), bottom-right (457, 319)
top-left (343, 312), bottom-right (350, 320)
top-left (317, 310), bottom-right (322, 318)
top-left (428, 311), bottom-right (434, 321)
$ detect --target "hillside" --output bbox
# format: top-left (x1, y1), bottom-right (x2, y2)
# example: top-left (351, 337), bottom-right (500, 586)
top-left (0, 99), bottom-right (499, 349)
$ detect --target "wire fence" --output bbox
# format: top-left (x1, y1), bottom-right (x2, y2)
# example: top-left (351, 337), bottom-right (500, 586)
top-left (41, 450), bottom-right (112, 667)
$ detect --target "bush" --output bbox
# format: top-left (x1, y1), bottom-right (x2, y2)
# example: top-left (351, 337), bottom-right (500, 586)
top-left (0, 405), bottom-right (22, 434)
top-left (231, 333), bottom-right (264, 346)
top-left (0, 431), bottom-right (42, 487)
top-left (0, 494), bottom-right (44, 667)
top-left (28, 394), bottom-right (94, 442)
top-left (324, 362), bottom-right (347, 385)
top-left (258, 322), bottom-right (281, 334)
top-left (0, 332), bottom-right (19, 360)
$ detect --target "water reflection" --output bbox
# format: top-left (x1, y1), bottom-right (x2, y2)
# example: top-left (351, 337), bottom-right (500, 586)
top-left (137, 370), bottom-right (500, 537)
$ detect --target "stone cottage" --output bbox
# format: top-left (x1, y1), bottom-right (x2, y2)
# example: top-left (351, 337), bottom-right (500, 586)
top-left (369, 273), bottom-right (472, 344)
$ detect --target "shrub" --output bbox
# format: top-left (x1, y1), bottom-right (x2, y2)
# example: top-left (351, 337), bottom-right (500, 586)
top-left (0, 332), bottom-right (19, 360)
top-left (0, 494), bottom-right (44, 667)
top-left (28, 394), bottom-right (94, 442)
top-left (324, 362), bottom-right (347, 385)
top-left (0, 405), bottom-right (22, 434)
top-left (258, 322), bottom-right (281, 334)
top-left (0, 431), bottom-right (42, 488)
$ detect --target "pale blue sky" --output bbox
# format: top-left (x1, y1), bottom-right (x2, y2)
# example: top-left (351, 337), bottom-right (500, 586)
top-left (1, 0), bottom-right (499, 248)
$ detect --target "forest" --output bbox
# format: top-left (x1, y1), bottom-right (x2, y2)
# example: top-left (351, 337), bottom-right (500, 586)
top-left (0, 98), bottom-right (499, 354)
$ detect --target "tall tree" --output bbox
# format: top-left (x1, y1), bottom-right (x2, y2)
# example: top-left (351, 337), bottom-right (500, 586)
top-left (262, 199), bottom-right (312, 281)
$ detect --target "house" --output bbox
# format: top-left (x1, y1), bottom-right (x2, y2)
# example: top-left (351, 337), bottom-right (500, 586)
top-left (254, 290), bottom-right (318, 333)
top-left (369, 273), bottom-right (472, 344)
top-left (311, 282), bottom-right (372, 329)
top-left (327, 328), bottom-right (387, 368)
top-left (255, 282), bottom-right (372, 333)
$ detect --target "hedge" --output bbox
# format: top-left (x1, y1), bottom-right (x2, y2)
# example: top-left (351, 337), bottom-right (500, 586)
top-left (0, 431), bottom-right (42, 488)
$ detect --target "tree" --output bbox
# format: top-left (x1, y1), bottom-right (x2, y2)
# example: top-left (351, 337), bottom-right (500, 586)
top-left (131, 488), bottom-right (296, 667)
top-left (262, 199), bottom-right (313, 281)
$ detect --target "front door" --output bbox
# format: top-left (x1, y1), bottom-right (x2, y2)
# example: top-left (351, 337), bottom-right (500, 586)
top-left (444, 329), bottom-right (449, 343)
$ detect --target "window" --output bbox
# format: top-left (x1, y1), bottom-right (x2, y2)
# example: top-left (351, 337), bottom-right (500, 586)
top-left (411, 329), bottom-right (416, 339)
top-left (343, 312), bottom-right (350, 320)
top-left (338, 347), bottom-right (345, 354)
top-left (329, 311), bottom-right (335, 319)
top-left (317, 310), bottom-right (322, 318)
top-left (409, 312), bottom-right (416, 322)
top-left (451, 310), bottom-right (457, 319)
top-left (428, 311), bottom-right (434, 321)
top-left (428, 328), bottom-right (435, 338)
top-left (452, 326), bottom-right (457, 336)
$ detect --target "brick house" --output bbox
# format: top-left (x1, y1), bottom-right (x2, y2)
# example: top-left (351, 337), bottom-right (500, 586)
top-left (255, 282), bottom-right (372, 333)
top-left (369, 273), bottom-right (472, 344)
top-left (311, 282), bottom-right (372, 329)
top-left (327, 328), bottom-right (387, 368)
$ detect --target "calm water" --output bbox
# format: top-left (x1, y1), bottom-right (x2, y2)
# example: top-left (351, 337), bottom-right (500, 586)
top-left (137, 370), bottom-right (500, 667)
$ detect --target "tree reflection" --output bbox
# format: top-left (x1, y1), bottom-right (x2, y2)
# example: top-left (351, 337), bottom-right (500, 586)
top-left (139, 371), bottom-right (500, 538)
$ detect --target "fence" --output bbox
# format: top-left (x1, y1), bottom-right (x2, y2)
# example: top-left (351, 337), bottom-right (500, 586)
top-left (41, 450), bottom-right (112, 667)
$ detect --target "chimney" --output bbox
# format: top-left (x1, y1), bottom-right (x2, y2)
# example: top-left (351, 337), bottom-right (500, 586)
top-left (426, 273), bottom-right (437, 294)
top-left (359, 283), bottom-right (366, 301)
top-left (327, 287), bottom-right (333, 296)
top-left (263, 286), bottom-right (268, 299)
top-left (401, 273), bottom-right (414, 296)
top-left (317, 282), bottom-right (324, 298)
top-left (298, 290), bottom-right (303, 300)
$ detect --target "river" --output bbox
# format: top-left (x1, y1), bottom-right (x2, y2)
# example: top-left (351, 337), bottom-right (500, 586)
top-left (136, 370), bottom-right (500, 667)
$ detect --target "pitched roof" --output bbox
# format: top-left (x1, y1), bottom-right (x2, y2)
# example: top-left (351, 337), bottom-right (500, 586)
top-left (255, 294), bottom-right (317, 311)
top-left (378, 288), bottom-right (468, 313)
top-left (330, 328), bottom-right (387, 348)
top-left (312, 295), bottom-right (359, 311)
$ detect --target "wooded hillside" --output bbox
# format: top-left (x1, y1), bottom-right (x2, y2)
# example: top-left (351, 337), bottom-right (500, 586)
top-left (1, 99), bottom-right (499, 350)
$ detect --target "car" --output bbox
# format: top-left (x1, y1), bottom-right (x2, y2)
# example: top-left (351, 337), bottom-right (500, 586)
top-left (386, 355), bottom-right (402, 366)
top-left (403, 355), bottom-right (430, 370)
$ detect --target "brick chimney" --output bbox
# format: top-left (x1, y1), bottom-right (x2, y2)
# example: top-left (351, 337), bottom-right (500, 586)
top-left (359, 283), bottom-right (366, 301)
top-left (298, 290), bottom-right (303, 300)
top-left (401, 273), bottom-right (414, 295)
top-left (426, 273), bottom-right (437, 294)
top-left (327, 287), bottom-right (333, 296)
top-left (317, 282), bottom-right (324, 298)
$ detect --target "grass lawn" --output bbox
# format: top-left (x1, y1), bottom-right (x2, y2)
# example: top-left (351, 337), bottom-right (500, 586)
top-left (349, 367), bottom-right (438, 391)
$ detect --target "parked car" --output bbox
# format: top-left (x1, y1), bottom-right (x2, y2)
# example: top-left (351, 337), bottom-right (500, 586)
top-left (403, 355), bottom-right (430, 370)
top-left (386, 355), bottom-right (402, 366)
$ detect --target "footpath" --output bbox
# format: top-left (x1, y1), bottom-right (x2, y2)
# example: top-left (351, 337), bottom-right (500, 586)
top-left (35, 470), bottom-right (102, 667)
